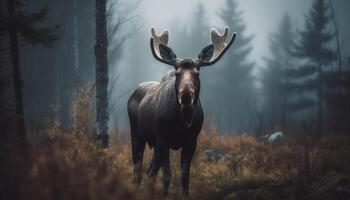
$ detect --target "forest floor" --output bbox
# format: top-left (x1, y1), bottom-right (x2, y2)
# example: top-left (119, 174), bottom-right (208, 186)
top-left (2, 120), bottom-right (349, 200)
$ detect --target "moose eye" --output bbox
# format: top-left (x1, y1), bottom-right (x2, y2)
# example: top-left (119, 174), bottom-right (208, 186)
top-left (194, 70), bottom-right (199, 76)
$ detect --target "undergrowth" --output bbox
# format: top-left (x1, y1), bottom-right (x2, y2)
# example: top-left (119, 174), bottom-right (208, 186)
top-left (9, 121), bottom-right (348, 200)
top-left (2, 85), bottom-right (349, 200)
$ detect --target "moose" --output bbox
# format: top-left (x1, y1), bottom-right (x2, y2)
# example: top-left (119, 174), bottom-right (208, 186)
top-left (127, 27), bottom-right (236, 196)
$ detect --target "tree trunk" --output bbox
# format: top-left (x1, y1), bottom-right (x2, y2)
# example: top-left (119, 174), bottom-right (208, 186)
top-left (330, 1), bottom-right (343, 95)
top-left (318, 62), bottom-right (323, 135)
top-left (330, 1), bottom-right (344, 132)
top-left (52, 0), bottom-right (61, 126)
top-left (73, 0), bottom-right (80, 131)
top-left (73, 0), bottom-right (80, 89)
top-left (281, 97), bottom-right (286, 129)
top-left (95, 0), bottom-right (109, 147)
top-left (7, 0), bottom-right (27, 148)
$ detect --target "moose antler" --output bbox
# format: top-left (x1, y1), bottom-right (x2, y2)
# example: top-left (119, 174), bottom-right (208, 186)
top-left (150, 27), bottom-right (176, 65)
top-left (200, 27), bottom-right (237, 66)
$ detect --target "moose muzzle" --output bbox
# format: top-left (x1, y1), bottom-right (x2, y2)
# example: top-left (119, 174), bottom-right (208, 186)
top-left (178, 89), bottom-right (195, 106)
top-left (179, 89), bottom-right (195, 127)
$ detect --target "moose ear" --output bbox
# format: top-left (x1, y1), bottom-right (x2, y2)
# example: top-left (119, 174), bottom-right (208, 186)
top-left (159, 43), bottom-right (177, 65)
top-left (197, 44), bottom-right (214, 64)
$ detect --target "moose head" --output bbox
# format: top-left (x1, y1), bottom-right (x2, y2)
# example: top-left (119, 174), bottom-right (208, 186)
top-left (150, 27), bottom-right (236, 127)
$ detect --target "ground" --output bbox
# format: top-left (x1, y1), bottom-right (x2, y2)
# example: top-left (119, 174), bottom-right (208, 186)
top-left (3, 119), bottom-right (349, 200)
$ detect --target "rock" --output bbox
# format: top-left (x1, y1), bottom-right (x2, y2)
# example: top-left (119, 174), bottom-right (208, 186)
top-left (260, 131), bottom-right (286, 145)
top-left (203, 149), bottom-right (231, 162)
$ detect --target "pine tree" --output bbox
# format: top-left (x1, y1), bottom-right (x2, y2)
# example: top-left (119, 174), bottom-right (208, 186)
top-left (294, 0), bottom-right (336, 133)
top-left (214, 0), bottom-right (255, 132)
top-left (3, 0), bottom-right (60, 148)
top-left (0, 59), bottom-right (10, 121)
top-left (173, 3), bottom-right (209, 58)
top-left (262, 13), bottom-right (296, 129)
top-left (322, 1), bottom-right (350, 132)
top-left (188, 4), bottom-right (209, 56)
top-left (95, 0), bottom-right (109, 147)
top-left (77, 0), bottom-right (95, 86)
top-left (325, 59), bottom-right (350, 132)
top-left (53, 0), bottom-right (77, 129)
top-left (342, 58), bottom-right (350, 131)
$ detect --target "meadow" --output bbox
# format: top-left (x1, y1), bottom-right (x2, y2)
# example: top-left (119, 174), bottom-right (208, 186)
top-left (2, 87), bottom-right (349, 200)
top-left (10, 120), bottom-right (348, 200)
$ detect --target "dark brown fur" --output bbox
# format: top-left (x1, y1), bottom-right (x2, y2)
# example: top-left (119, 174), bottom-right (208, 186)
top-left (128, 62), bottom-right (203, 196)
top-left (128, 27), bottom-right (236, 196)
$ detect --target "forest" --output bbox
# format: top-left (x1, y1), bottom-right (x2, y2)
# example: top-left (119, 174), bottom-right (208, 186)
top-left (1, 0), bottom-right (350, 199)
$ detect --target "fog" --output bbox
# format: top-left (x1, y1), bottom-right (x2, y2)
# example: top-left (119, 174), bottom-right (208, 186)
top-left (136, 0), bottom-right (311, 63)
top-left (2, 1), bottom-right (350, 198)
top-left (113, 0), bottom-right (350, 132)
top-left (2, 0), bottom-right (350, 134)
top-left (115, 0), bottom-right (312, 127)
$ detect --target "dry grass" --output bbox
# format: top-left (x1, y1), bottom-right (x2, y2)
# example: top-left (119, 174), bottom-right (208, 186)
top-left (9, 120), bottom-right (348, 200)
top-left (2, 86), bottom-right (349, 200)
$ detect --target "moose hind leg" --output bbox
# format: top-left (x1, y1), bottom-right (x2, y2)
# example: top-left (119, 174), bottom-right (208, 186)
top-left (146, 147), bottom-right (162, 198)
top-left (147, 147), bottom-right (162, 178)
top-left (131, 130), bottom-right (145, 185)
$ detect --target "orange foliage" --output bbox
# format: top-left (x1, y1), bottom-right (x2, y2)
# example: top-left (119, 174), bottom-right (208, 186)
top-left (12, 90), bottom-right (349, 200)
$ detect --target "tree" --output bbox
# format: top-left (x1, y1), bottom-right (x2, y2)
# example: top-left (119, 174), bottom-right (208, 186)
top-left (53, 0), bottom-right (77, 129)
top-left (294, 0), bottom-right (336, 133)
top-left (0, 57), bottom-right (11, 122)
top-left (76, 0), bottom-right (95, 87)
top-left (95, 0), bottom-right (109, 147)
top-left (261, 13), bottom-right (296, 129)
top-left (214, 0), bottom-right (255, 133)
top-left (323, 1), bottom-right (350, 132)
top-left (3, 0), bottom-right (60, 148)
top-left (107, 0), bottom-right (140, 128)
top-left (72, 0), bottom-right (96, 130)
top-left (181, 4), bottom-right (209, 57)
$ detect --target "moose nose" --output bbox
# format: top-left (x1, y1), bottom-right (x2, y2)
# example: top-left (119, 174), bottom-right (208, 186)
top-left (179, 89), bottom-right (194, 105)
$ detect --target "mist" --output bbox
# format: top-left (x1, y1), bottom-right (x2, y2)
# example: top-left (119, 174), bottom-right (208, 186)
top-left (2, 0), bottom-right (347, 134)
top-left (2, 0), bottom-right (350, 199)
top-left (111, 0), bottom-right (350, 133)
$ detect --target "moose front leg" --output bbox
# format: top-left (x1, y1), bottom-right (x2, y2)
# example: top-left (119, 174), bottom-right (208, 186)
top-left (161, 148), bottom-right (171, 196)
top-left (181, 140), bottom-right (197, 197)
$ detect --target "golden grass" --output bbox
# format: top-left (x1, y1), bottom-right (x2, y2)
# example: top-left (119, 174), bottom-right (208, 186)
top-left (4, 86), bottom-right (348, 200)
top-left (11, 120), bottom-right (348, 200)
